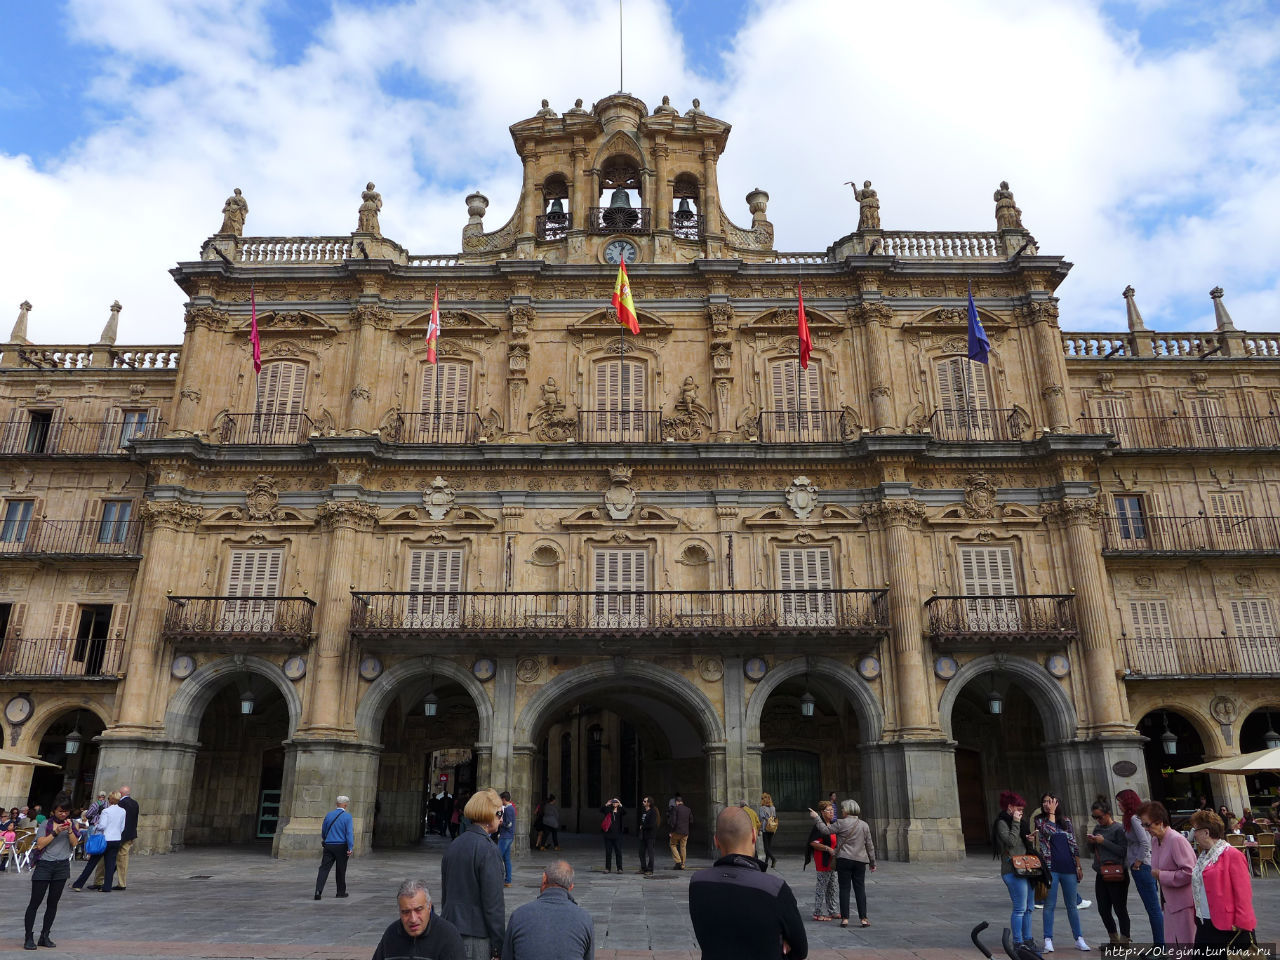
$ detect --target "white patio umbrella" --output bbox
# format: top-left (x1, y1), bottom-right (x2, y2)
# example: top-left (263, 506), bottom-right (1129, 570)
top-left (0, 748), bottom-right (60, 768)
top-left (1177, 746), bottom-right (1280, 774)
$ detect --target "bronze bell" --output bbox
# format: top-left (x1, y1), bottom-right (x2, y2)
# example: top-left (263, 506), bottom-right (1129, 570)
top-left (546, 197), bottom-right (566, 223)
top-left (608, 186), bottom-right (633, 208)
top-left (674, 197), bottom-right (694, 222)
top-left (603, 186), bottom-right (639, 229)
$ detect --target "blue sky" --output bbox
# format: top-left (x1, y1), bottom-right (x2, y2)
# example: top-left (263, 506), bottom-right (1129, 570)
top-left (1, 0), bottom-right (1278, 343)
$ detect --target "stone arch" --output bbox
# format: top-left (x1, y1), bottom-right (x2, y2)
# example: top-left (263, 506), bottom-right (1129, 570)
top-left (1128, 696), bottom-right (1224, 756)
top-left (938, 655), bottom-right (1076, 743)
top-left (514, 659), bottom-right (725, 748)
top-left (745, 656), bottom-right (884, 744)
top-left (15, 697), bottom-right (114, 755)
top-left (355, 656), bottom-right (493, 747)
top-left (163, 655), bottom-right (302, 745)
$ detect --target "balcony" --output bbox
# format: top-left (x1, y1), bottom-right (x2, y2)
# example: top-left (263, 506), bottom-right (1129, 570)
top-left (929, 408), bottom-right (1028, 442)
top-left (1101, 515), bottom-right (1280, 555)
top-left (585, 207), bottom-right (652, 235)
top-left (214, 413), bottom-right (314, 445)
top-left (0, 637), bottom-right (125, 679)
top-left (381, 412), bottom-right (485, 444)
top-left (670, 211), bottom-right (704, 241)
top-left (350, 588), bottom-right (889, 653)
top-left (757, 409), bottom-right (855, 443)
top-left (1124, 636), bottom-right (1280, 678)
top-left (925, 594), bottom-right (1078, 648)
top-left (535, 212), bottom-right (572, 241)
top-left (576, 410), bottom-right (662, 443)
top-left (0, 520), bottom-right (142, 560)
top-left (162, 596), bottom-right (316, 649)
top-left (0, 419), bottom-right (166, 456)
top-left (1078, 415), bottom-right (1280, 450)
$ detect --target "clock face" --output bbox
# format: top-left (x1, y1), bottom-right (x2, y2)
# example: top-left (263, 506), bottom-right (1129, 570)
top-left (5, 695), bottom-right (33, 725)
top-left (604, 239), bottom-right (638, 264)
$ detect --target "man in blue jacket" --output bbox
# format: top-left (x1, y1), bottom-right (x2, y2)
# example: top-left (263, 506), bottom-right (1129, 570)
top-left (501, 860), bottom-right (593, 960)
top-left (315, 795), bottom-right (355, 900)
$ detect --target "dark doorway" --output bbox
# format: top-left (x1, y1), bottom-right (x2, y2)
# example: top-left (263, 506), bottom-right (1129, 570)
top-left (955, 747), bottom-right (987, 845)
top-left (1138, 710), bottom-right (1208, 821)
top-left (762, 749), bottom-right (821, 811)
top-left (73, 605), bottom-right (112, 675)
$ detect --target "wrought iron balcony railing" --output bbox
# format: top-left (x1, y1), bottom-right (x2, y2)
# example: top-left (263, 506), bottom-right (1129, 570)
top-left (576, 409), bottom-right (662, 443)
top-left (381, 412), bottom-right (486, 444)
top-left (757, 409), bottom-right (855, 443)
top-left (1101, 515), bottom-right (1280, 554)
top-left (670, 212), bottom-right (705, 241)
top-left (1078, 415), bottom-right (1280, 450)
top-left (0, 637), bottom-right (125, 678)
top-left (350, 589), bottom-right (889, 646)
top-left (929, 408), bottom-right (1028, 442)
top-left (536, 212), bottom-right (572, 241)
top-left (0, 519), bottom-right (142, 558)
top-left (1124, 636), bottom-right (1280, 677)
top-left (215, 413), bottom-right (315, 445)
top-left (925, 594), bottom-right (1078, 646)
top-left (162, 596), bottom-right (316, 645)
top-left (586, 206), bottom-right (652, 235)
top-left (0, 418), bottom-right (166, 456)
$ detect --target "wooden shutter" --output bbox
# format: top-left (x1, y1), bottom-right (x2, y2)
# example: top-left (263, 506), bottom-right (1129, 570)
top-left (593, 359), bottom-right (646, 440)
top-left (48, 602), bottom-right (78, 674)
top-left (1128, 600), bottom-right (1176, 673)
top-left (3, 603), bottom-right (26, 640)
top-left (407, 548), bottom-right (464, 626)
top-left (225, 548), bottom-right (284, 629)
top-left (100, 407), bottom-right (124, 453)
top-left (0, 602), bottom-right (25, 672)
top-left (46, 408), bottom-right (66, 453)
top-left (106, 602), bottom-right (130, 676)
top-left (1186, 396), bottom-right (1226, 446)
top-left (1231, 599), bottom-right (1280, 673)
top-left (768, 360), bottom-right (823, 437)
top-left (778, 546), bottom-right (835, 626)
top-left (1092, 396), bottom-right (1131, 444)
top-left (958, 545), bottom-right (1019, 630)
top-left (935, 358), bottom-right (993, 438)
top-left (256, 361), bottom-right (307, 442)
top-left (591, 548), bottom-right (648, 626)
top-left (1206, 491), bottom-right (1246, 542)
top-left (419, 361), bottom-right (472, 441)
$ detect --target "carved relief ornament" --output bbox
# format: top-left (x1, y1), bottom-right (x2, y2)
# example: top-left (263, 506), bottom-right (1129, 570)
top-left (315, 499), bottom-right (380, 531)
top-left (185, 306), bottom-right (230, 332)
top-left (604, 466), bottom-right (637, 521)
top-left (424, 477), bottom-right (456, 521)
top-left (1041, 498), bottom-right (1101, 527)
top-left (863, 499), bottom-right (927, 529)
top-left (246, 475), bottom-right (281, 522)
top-left (963, 474), bottom-right (998, 520)
top-left (349, 303), bottom-right (396, 329)
top-left (141, 499), bottom-right (203, 532)
top-left (849, 302), bottom-right (893, 326)
top-left (785, 476), bottom-right (819, 520)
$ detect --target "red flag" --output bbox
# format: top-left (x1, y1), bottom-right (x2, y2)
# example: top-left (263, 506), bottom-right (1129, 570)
top-left (426, 286), bottom-right (440, 364)
top-left (797, 281), bottom-right (812, 370)
top-left (250, 284), bottom-right (261, 374)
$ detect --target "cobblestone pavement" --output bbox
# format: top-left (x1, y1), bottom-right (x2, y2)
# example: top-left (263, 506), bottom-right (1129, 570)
top-left (2, 834), bottom-right (1276, 959)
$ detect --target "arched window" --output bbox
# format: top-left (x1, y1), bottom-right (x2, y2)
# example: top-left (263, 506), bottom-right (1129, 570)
top-left (255, 360), bottom-right (307, 442)
top-left (539, 174), bottom-right (570, 241)
top-left (765, 358), bottom-right (824, 441)
top-left (593, 157), bottom-right (646, 234)
top-left (672, 173), bottom-right (702, 240)
top-left (587, 358), bottom-right (650, 442)
top-left (418, 360), bottom-right (473, 442)
top-left (934, 356), bottom-right (994, 440)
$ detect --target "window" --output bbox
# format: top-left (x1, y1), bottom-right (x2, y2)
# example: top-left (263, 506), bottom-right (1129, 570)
top-left (98, 500), bottom-right (133, 544)
top-left (777, 546), bottom-right (835, 626)
top-left (418, 361), bottom-right (473, 442)
top-left (255, 360), bottom-right (308, 441)
top-left (1113, 495), bottom-right (1147, 541)
top-left (935, 357), bottom-right (994, 439)
top-left (119, 410), bottom-right (149, 446)
top-left (591, 548), bottom-right (648, 627)
top-left (24, 411), bottom-right (53, 453)
top-left (1092, 397), bottom-right (1131, 444)
top-left (224, 548), bottom-right (285, 629)
top-left (958, 545), bottom-right (1020, 630)
top-left (1207, 492), bottom-right (1247, 544)
top-left (407, 548), bottom-right (464, 627)
top-left (767, 360), bottom-right (824, 440)
top-left (589, 359), bottom-right (647, 442)
top-left (1232, 599), bottom-right (1279, 673)
top-left (1129, 599), bottom-right (1176, 673)
top-left (0, 500), bottom-right (34, 543)
top-left (72, 605), bottom-right (112, 676)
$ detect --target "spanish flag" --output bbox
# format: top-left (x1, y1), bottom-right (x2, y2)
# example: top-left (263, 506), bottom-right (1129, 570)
top-left (612, 262), bottom-right (640, 335)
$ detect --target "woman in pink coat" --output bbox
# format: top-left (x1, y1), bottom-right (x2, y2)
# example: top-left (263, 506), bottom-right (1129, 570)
top-left (1139, 801), bottom-right (1196, 945)
top-left (1188, 810), bottom-right (1257, 951)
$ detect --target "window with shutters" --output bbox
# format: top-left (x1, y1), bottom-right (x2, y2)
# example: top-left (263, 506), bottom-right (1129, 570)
top-left (98, 500), bottom-right (133, 544)
top-left (1113, 495), bottom-right (1148, 543)
top-left (1128, 600), bottom-right (1177, 673)
top-left (224, 548), bottom-right (285, 630)
top-left (589, 359), bottom-right (647, 442)
top-left (767, 360), bottom-right (824, 440)
top-left (1231, 599), bottom-right (1280, 673)
top-left (0, 500), bottom-right (34, 544)
top-left (591, 548), bottom-right (648, 627)
top-left (935, 358), bottom-right (994, 439)
top-left (777, 547), bottom-right (835, 626)
top-left (1092, 396), bottom-right (1131, 444)
top-left (418, 361), bottom-right (473, 442)
top-left (255, 361), bottom-right (308, 442)
top-left (406, 548), bottom-right (464, 627)
top-left (72, 605), bottom-right (112, 675)
top-left (0, 602), bottom-right (25, 673)
top-left (957, 545), bottom-right (1020, 630)
top-left (1207, 491), bottom-right (1247, 543)
top-left (1185, 396), bottom-right (1226, 446)
top-left (24, 410), bottom-right (55, 453)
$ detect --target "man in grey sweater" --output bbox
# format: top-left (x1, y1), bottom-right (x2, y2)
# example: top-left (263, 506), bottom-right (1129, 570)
top-left (501, 860), bottom-right (593, 960)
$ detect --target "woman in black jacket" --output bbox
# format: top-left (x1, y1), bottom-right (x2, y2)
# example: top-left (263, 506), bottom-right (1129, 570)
top-left (601, 798), bottom-right (626, 873)
top-left (638, 796), bottom-right (659, 875)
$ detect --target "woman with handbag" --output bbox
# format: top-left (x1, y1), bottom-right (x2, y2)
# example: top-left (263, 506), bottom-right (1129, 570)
top-left (1035, 794), bottom-right (1089, 952)
top-left (1140, 800), bottom-right (1196, 945)
top-left (995, 790), bottom-right (1036, 949)
top-left (1188, 809), bottom-right (1257, 951)
top-left (71, 791), bottom-right (124, 892)
top-left (1116, 788), bottom-right (1163, 946)
top-left (1085, 800), bottom-right (1130, 944)
top-left (758, 792), bottom-right (778, 869)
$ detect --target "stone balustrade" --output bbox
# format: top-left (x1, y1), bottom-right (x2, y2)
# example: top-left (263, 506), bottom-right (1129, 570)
top-left (0, 345), bottom-right (180, 370)
top-left (879, 231), bottom-right (1004, 258)
top-left (239, 237), bottom-right (353, 263)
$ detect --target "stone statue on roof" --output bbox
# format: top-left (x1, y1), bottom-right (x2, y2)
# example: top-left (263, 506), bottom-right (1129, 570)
top-left (654, 95), bottom-right (678, 115)
top-left (685, 98), bottom-right (706, 117)
top-left (565, 98), bottom-right (588, 115)
top-left (994, 180), bottom-right (1023, 230)
top-left (218, 188), bottom-right (248, 236)
top-left (535, 99), bottom-right (558, 118)
top-left (851, 180), bottom-right (880, 231)
top-left (357, 182), bottom-right (383, 236)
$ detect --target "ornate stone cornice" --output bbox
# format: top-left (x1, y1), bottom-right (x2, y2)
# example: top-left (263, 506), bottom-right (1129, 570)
top-left (141, 499), bottom-right (203, 532)
top-left (849, 302), bottom-right (893, 326)
top-left (184, 305), bottom-right (230, 333)
top-left (1040, 497), bottom-right (1100, 527)
top-left (315, 499), bottom-right (380, 531)
top-left (348, 303), bottom-right (396, 330)
top-left (863, 498), bottom-right (927, 529)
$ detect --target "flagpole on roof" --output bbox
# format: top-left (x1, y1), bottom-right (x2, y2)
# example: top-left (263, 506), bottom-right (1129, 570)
top-left (797, 279), bottom-right (803, 442)
top-left (619, 0), bottom-right (624, 93)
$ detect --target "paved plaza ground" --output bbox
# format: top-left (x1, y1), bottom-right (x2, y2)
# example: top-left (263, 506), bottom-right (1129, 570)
top-left (3, 833), bottom-right (1276, 959)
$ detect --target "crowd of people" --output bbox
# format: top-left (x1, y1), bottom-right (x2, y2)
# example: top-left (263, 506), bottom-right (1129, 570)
top-left (994, 787), bottom-right (1262, 956)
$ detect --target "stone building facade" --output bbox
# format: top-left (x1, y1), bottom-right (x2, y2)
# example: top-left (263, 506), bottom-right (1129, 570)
top-left (2, 93), bottom-right (1277, 861)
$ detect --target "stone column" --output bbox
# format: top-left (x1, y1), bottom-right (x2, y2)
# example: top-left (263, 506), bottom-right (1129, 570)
top-left (519, 147), bottom-right (537, 237)
top-left (701, 142), bottom-right (722, 236)
top-left (111, 501), bottom-right (204, 732)
top-left (506, 305), bottom-right (533, 440)
top-left (863, 740), bottom-right (965, 862)
top-left (93, 738), bottom-right (200, 855)
top-left (652, 137), bottom-right (670, 232)
top-left (274, 739), bottom-right (381, 858)
top-left (344, 304), bottom-right (391, 433)
top-left (702, 742), bottom-right (728, 857)
top-left (1028, 300), bottom-right (1072, 432)
top-left (1045, 498), bottom-right (1128, 733)
top-left (856, 306), bottom-right (895, 432)
top-left (172, 306), bottom-right (230, 434)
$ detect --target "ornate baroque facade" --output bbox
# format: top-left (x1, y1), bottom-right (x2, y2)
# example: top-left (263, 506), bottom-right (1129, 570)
top-left (2, 94), bottom-right (1278, 860)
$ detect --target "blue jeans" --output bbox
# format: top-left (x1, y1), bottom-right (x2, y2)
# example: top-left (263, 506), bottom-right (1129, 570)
top-left (1002, 872), bottom-right (1034, 944)
top-left (1045, 870), bottom-right (1083, 940)
top-left (498, 837), bottom-right (513, 883)
top-left (1131, 862), bottom-right (1164, 945)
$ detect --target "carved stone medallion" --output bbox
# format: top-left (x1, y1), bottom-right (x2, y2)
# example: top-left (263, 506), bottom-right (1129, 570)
top-left (785, 476), bottom-right (819, 520)
top-left (963, 474), bottom-right (998, 519)
top-left (698, 657), bottom-right (724, 682)
top-left (424, 476), bottom-right (455, 521)
top-left (246, 475), bottom-right (280, 522)
top-left (604, 465), bottom-right (637, 521)
top-left (516, 658), bottom-right (541, 683)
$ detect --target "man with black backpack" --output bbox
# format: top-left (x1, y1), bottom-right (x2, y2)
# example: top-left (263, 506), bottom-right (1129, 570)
top-left (315, 795), bottom-right (354, 900)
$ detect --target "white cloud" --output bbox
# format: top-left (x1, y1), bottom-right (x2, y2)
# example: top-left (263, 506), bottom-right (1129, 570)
top-left (0, 0), bottom-right (1276, 344)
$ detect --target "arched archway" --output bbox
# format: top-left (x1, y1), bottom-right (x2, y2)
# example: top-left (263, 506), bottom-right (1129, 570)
top-left (1136, 709), bottom-right (1210, 820)
top-left (1236, 706), bottom-right (1279, 817)
top-left (165, 655), bottom-right (302, 744)
top-left (25, 706), bottom-right (109, 812)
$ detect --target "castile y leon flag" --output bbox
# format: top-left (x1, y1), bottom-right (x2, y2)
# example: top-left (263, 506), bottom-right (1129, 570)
top-left (797, 281), bottom-right (812, 370)
top-left (426, 285), bottom-right (441, 364)
top-left (612, 261), bottom-right (640, 335)
top-left (250, 284), bottom-right (261, 374)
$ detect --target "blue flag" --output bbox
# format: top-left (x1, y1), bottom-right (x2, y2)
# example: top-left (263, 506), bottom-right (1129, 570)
top-left (967, 282), bottom-right (990, 364)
